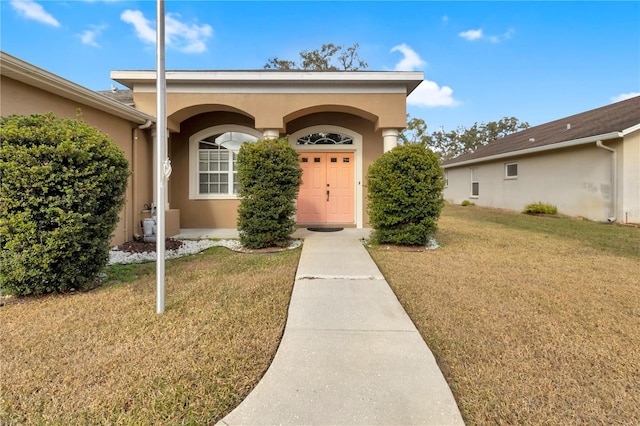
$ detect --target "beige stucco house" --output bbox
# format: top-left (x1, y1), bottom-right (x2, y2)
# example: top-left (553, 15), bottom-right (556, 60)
top-left (1, 51), bottom-right (156, 246)
top-left (1, 51), bottom-right (423, 244)
top-left (442, 96), bottom-right (640, 224)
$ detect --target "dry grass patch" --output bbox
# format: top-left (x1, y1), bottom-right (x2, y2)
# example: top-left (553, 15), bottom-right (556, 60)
top-left (0, 247), bottom-right (300, 425)
top-left (369, 204), bottom-right (640, 425)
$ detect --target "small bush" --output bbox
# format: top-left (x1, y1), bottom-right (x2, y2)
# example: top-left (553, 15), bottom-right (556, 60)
top-left (0, 113), bottom-right (130, 295)
top-left (523, 202), bottom-right (558, 215)
top-left (237, 138), bottom-right (302, 248)
top-left (461, 200), bottom-right (476, 206)
top-left (367, 144), bottom-right (445, 245)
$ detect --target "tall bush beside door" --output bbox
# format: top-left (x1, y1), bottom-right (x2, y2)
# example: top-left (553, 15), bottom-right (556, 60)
top-left (0, 113), bottom-right (130, 295)
top-left (367, 144), bottom-right (445, 245)
top-left (236, 138), bottom-right (303, 249)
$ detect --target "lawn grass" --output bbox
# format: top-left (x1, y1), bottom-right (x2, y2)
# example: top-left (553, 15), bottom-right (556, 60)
top-left (0, 246), bottom-right (300, 425)
top-left (369, 204), bottom-right (640, 425)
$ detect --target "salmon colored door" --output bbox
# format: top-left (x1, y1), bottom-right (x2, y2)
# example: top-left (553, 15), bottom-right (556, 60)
top-left (298, 152), bottom-right (354, 224)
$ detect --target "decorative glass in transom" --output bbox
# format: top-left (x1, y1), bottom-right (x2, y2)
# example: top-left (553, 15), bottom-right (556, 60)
top-left (297, 133), bottom-right (353, 145)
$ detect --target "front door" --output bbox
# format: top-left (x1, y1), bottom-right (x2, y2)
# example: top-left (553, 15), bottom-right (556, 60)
top-left (298, 152), bottom-right (354, 224)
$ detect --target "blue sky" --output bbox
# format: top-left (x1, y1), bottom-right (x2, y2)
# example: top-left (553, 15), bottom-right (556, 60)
top-left (2, 0), bottom-right (639, 131)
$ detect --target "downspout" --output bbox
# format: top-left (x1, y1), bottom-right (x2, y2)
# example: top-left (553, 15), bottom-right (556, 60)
top-left (133, 120), bottom-right (153, 238)
top-left (139, 120), bottom-right (153, 130)
top-left (596, 140), bottom-right (617, 222)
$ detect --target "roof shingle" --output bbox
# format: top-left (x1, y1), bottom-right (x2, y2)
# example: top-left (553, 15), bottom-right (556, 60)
top-left (443, 96), bottom-right (640, 165)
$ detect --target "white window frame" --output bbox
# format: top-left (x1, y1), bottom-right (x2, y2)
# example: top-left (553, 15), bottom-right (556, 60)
top-left (471, 167), bottom-right (479, 198)
top-left (189, 125), bottom-right (262, 200)
top-left (505, 162), bottom-right (518, 179)
top-left (444, 170), bottom-right (449, 188)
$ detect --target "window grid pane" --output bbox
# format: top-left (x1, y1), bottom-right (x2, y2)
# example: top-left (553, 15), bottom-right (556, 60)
top-left (199, 149), bottom-right (232, 194)
top-left (197, 132), bottom-right (257, 196)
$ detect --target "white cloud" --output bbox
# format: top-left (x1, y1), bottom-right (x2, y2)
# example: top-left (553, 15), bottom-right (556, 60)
top-left (442, 15), bottom-right (449, 24)
top-left (390, 44), bottom-right (458, 107)
top-left (77, 24), bottom-right (107, 47)
top-left (10, 0), bottom-right (60, 27)
top-left (166, 13), bottom-right (213, 54)
top-left (408, 80), bottom-right (459, 107)
top-left (121, 9), bottom-right (155, 44)
top-left (391, 44), bottom-right (426, 71)
top-left (503, 28), bottom-right (515, 40)
top-left (460, 27), bottom-right (514, 43)
top-left (120, 9), bottom-right (212, 54)
top-left (459, 29), bottom-right (483, 41)
top-left (611, 92), bottom-right (640, 103)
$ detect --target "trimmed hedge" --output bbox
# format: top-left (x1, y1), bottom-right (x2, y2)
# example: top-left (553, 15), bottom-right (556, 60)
top-left (236, 138), bottom-right (302, 248)
top-left (367, 144), bottom-right (445, 245)
top-left (0, 113), bottom-right (130, 295)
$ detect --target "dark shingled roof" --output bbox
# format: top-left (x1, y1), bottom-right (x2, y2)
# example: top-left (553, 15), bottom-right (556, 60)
top-left (96, 88), bottom-right (135, 107)
top-left (443, 95), bottom-right (640, 166)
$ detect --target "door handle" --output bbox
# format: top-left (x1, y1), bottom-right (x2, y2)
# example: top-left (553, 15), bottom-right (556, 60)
top-left (326, 190), bottom-right (330, 202)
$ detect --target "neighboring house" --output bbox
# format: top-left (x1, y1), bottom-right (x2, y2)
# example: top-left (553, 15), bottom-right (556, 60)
top-left (442, 96), bottom-right (640, 224)
top-left (1, 51), bottom-right (423, 243)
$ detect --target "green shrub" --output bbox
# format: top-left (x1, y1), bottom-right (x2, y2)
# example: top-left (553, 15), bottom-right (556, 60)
top-left (236, 138), bottom-right (302, 248)
top-left (0, 113), bottom-right (130, 295)
top-left (367, 144), bottom-right (445, 245)
top-left (523, 202), bottom-right (558, 215)
top-left (461, 200), bottom-right (476, 206)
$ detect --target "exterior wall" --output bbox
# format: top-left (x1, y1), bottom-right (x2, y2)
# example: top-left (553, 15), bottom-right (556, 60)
top-left (169, 112), bottom-right (254, 228)
top-left (1, 75), bottom-right (149, 245)
top-left (167, 110), bottom-right (383, 228)
top-left (444, 144), bottom-right (614, 221)
top-left (133, 91), bottom-right (407, 131)
top-left (131, 127), bottom-right (154, 236)
top-left (620, 129), bottom-right (640, 223)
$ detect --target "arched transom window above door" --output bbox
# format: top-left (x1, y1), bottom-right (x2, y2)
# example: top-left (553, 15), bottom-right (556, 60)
top-left (297, 132), bottom-right (353, 145)
top-left (190, 127), bottom-right (262, 199)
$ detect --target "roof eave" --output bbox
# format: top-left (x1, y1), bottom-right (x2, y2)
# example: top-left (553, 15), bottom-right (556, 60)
top-left (110, 70), bottom-right (424, 95)
top-left (442, 131), bottom-right (624, 169)
top-left (621, 123), bottom-right (640, 136)
top-left (1, 51), bottom-right (155, 125)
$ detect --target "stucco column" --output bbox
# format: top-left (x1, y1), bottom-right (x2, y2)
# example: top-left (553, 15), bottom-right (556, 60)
top-left (382, 129), bottom-right (399, 152)
top-left (262, 129), bottom-right (280, 140)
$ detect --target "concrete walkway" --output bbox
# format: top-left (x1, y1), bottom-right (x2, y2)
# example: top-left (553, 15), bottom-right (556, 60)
top-left (215, 228), bottom-right (464, 425)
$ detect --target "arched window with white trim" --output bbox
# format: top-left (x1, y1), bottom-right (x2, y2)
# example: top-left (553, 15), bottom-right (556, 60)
top-left (190, 126), bottom-right (261, 199)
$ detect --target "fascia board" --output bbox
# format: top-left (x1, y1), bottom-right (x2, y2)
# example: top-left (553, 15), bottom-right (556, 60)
top-left (110, 70), bottom-right (424, 94)
top-left (129, 82), bottom-right (407, 94)
top-left (621, 123), bottom-right (640, 136)
top-left (1, 52), bottom-right (154, 125)
top-left (442, 132), bottom-right (623, 169)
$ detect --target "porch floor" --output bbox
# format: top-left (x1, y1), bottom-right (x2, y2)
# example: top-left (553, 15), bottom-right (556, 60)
top-left (174, 228), bottom-right (372, 240)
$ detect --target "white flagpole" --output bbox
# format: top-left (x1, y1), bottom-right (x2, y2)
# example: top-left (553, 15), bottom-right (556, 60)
top-left (156, 0), bottom-right (166, 314)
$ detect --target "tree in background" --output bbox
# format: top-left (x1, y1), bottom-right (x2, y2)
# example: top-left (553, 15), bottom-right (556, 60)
top-left (400, 115), bottom-right (529, 160)
top-left (0, 113), bottom-right (129, 295)
top-left (265, 43), bottom-right (367, 71)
